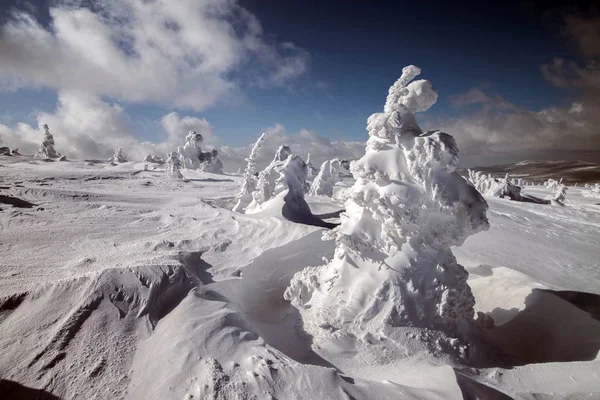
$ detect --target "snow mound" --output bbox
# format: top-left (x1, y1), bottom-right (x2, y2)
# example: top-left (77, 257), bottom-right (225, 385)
top-left (178, 130), bottom-right (223, 173)
top-left (285, 66), bottom-right (489, 349)
top-left (34, 124), bottom-right (66, 161)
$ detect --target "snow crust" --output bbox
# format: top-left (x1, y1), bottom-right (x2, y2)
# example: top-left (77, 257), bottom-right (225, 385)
top-left (285, 66), bottom-right (489, 347)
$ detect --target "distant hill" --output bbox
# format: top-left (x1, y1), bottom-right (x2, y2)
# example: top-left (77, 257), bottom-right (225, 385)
top-left (460, 160), bottom-right (600, 185)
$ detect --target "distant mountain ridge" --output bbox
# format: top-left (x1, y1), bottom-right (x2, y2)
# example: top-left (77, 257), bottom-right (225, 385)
top-left (460, 160), bottom-right (600, 184)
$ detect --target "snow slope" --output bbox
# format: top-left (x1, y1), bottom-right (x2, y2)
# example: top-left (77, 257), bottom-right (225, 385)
top-left (1, 155), bottom-right (600, 399)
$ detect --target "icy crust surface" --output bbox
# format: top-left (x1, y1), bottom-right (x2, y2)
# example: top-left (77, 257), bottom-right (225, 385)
top-left (285, 66), bottom-right (489, 341)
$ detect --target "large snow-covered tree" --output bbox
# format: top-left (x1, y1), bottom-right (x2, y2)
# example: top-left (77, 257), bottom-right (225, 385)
top-left (178, 130), bottom-right (223, 173)
top-left (285, 66), bottom-right (489, 350)
top-left (309, 158), bottom-right (343, 197)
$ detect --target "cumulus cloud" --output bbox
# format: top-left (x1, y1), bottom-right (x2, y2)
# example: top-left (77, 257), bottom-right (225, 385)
top-left (429, 13), bottom-right (600, 166)
top-left (0, 0), bottom-right (309, 110)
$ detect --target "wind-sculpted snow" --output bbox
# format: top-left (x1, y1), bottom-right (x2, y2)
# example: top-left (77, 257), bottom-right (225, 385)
top-left (34, 124), bottom-right (65, 161)
top-left (233, 132), bottom-right (268, 213)
top-left (285, 66), bottom-right (489, 349)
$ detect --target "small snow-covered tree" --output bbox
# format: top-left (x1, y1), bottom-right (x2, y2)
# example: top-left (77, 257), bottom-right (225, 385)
top-left (166, 151), bottom-right (183, 179)
top-left (285, 66), bottom-right (489, 350)
top-left (111, 148), bottom-right (128, 163)
top-left (467, 170), bottom-right (522, 200)
top-left (309, 158), bottom-right (343, 197)
top-left (35, 124), bottom-right (65, 160)
top-left (144, 154), bottom-right (164, 164)
top-left (554, 184), bottom-right (568, 203)
top-left (233, 132), bottom-right (268, 213)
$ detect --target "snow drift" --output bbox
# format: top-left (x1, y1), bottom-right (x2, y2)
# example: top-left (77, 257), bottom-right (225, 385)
top-left (285, 66), bottom-right (489, 350)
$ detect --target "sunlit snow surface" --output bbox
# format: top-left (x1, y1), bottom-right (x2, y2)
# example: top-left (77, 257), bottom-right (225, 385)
top-left (0, 156), bottom-right (599, 399)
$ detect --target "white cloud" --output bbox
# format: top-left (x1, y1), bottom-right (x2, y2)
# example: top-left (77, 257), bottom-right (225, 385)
top-left (0, 0), bottom-right (309, 110)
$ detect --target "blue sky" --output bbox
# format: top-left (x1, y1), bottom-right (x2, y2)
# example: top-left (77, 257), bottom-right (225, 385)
top-left (0, 0), bottom-right (598, 166)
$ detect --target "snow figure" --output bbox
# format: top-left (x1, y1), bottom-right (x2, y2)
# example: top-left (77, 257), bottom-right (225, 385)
top-left (285, 66), bottom-right (489, 345)
top-left (111, 148), bottom-right (128, 163)
top-left (34, 124), bottom-right (65, 161)
top-left (309, 158), bottom-right (343, 197)
top-left (233, 132), bottom-right (268, 213)
top-left (248, 145), bottom-right (293, 209)
top-left (166, 151), bottom-right (183, 179)
top-left (306, 153), bottom-right (317, 178)
top-left (177, 130), bottom-right (223, 173)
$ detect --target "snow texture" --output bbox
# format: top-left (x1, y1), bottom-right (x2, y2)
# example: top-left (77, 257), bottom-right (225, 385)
top-left (233, 132), bottom-right (268, 213)
top-left (34, 124), bottom-right (65, 161)
top-left (285, 66), bottom-right (489, 345)
top-left (309, 158), bottom-right (343, 197)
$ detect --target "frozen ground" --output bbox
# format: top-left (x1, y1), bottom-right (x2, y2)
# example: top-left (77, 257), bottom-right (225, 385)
top-left (1, 155), bottom-right (599, 399)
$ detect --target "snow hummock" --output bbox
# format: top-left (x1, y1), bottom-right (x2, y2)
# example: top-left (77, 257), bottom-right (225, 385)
top-left (285, 66), bottom-right (489, 351)
top-left (233, 132), bottom-right (268, 213)
top-left (34, 124), bottom-right (66, 161)
top-left (309, 158), bottom-right (343, 197)
top-left (178, 130), bottom-right (223, 173)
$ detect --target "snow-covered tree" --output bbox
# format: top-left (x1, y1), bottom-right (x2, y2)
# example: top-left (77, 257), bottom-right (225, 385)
top-left (111, 148), bottom-right (128, 163)
top-left (306, 153), bottom-right (317, 178)
top-left (554, 184), bottom-right (568, 203)
top-left (467, 170), bottom-right (522, 200)
top-left (248, 145), bottom-right (293, 209)
top-left (166, 151), bottom-right (183, 179)
top-left (34, 124), bottom-right (65, 160)
top-left (285, 66), bottom-right (489, 349)
top-left (309, 158), bottom-right (343, 197)
top-left (177, 130), bottom-right (223, 173)
top-left (233, 132), bottom-right (268, 213)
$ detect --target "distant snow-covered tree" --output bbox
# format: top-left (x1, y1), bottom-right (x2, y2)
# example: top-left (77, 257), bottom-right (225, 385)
top-left (166, 151), bottom-right (183, 179)
top-left (35, 124), bottom-right (65, 161)
top-left (309, 158), bottom-right (343, 197)
top-left (305, 153), bottom-right (317, 178)
top-left (111, 148), bottom-right (128, 163)
top-left (177, 130), bottom-right (223, 173)
top-left (144, 154), bottom-right (165, 164)
top-left (233, 132), bottom-right (269, 213)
